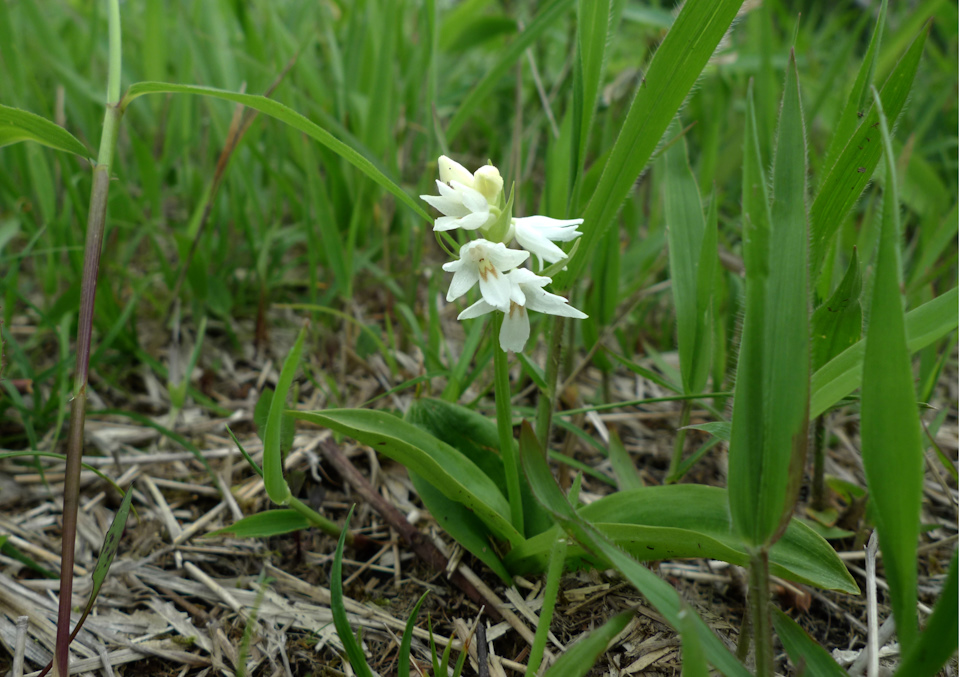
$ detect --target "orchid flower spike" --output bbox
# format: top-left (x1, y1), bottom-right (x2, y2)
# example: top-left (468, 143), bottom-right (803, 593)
top-left (420, 157), bottom-right (507, 232)
top-left (457, 268), bottom-right (587, 352)
top-left (442, 239), bottom-right (529, 313)
top-left (510, 215), bottom-right (583, 268)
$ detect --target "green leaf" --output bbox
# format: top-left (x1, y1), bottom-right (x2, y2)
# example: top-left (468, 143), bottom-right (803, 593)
top-left (729, 53), bottom-right (810, 547)
top-left (263, 325), bottom-right (306, 505)
top-left (0, 104), bottom-right (91, 157)
top-left (398, 591), bottom-right (431, 677)
top-left (820, 0), bottom-right (888, 179)
top-left (809, 23), bottom-right (928, 280)
top-left (331, 509), bottom-right (375, 677)
top-left (205, 510), bottom-right (310, 539)
top-left (771, 606), bottom-right (849, 676)
top-left (663, 121), bottom-right (714, 395)
top-left (811, 250), bottom-right (863, 368)
top-left (810, 286), bottom-right (957, 418)
top-left (406, 397), bottom-right (550, 537)
top-left (859, 87), bottom-right (923, 656)
top-left (607, 429), bottom-right (644, 492)
top-left (678, 603), bottom-right (711, 677)
top-left (122, 82), bottom-right (431, 224)
top-left (560, 0), bottom-right (744, 289)
top-left (446, 0), bottom-right (576, 142)
top-left (290, 408), bottom-right (523, 547)
top-left (87, 484), bottom-right (135, 612)
top-left (894, 551), bottom-right (958, 677)
top-left (543, 610), bottom-right (633, 677)
top-left (571, 0), bottom-right (614, 197)
top-left (519, 423), bottom-right (753, 677)
top-left (506, 485), bottom-right (858, 594)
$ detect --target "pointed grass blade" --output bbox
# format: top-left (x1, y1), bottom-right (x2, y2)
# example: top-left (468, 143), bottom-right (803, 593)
top-left (809, 23), bottom-right (929, 280)
top-left (560, 0), bottom-right (744, 289)
top-left (0, 104), bottom-right (91, 158)
top-left (398, 591), bottom-right (430, 677)
top-left (205, 509), bottom-right (310, 539)
top-left (122, 82), bottom-right (431, 224)
top-left (771, 606), bottom-right (850, 676)
top-left (543, 611), bottom-right (634, 677)
top-left (729, 54), bottom-right (810, 547)
top-left (811, 249), bottom-right (863, 369)
top-left (331, 508), bottom-right (375, 677)
top-left (262, 324), bottom-right (307, 505)
top-left (663, 122), bottom-right (714, 395)
top-left (858, 88), bottom-right (924, 655)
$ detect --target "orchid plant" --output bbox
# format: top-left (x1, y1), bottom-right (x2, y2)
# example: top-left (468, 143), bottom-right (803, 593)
top-left (421, 156), bottom-right (587, 353)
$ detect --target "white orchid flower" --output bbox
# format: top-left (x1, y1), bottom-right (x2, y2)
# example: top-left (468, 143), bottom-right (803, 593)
top-left (442, 239), bottom-right (529, 313)
top-left (457, 268), bottom-right (587, 352)
top-left (510, 216), bottom-right (583, 268)
top-left (420, 179), bottom-right (494, 232)
top-left (437, 156), bottom-right (504, 206)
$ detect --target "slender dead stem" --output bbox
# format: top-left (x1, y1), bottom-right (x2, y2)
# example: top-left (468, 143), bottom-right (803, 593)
top-left (53, 4), bottom-right (122, 675)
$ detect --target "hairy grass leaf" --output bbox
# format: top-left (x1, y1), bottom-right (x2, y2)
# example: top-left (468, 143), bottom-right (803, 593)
top-left (560, 0), bottom-right (744, 289)
top-left (729, 53), bottom-right (810, 547)
top-left (859, 88), bottom-right (923, 654)
top-left (811, 249), bottom-right (862, 368)
top-left (809, 24), bottom-right (928, 280)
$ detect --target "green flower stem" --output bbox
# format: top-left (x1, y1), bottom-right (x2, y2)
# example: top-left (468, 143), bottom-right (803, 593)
top-left (748, 547), bottom-right (774, 676)
top-left (809, 416), bottom-right (827, 511)
top-left (535, 313), bottom-right (565, 453)
top-left (54, 2), bottom-right (123, 676)
top-left (492, 318), bottom-right (524, 536)
top-left (524, 525), bottom-right (567, 677)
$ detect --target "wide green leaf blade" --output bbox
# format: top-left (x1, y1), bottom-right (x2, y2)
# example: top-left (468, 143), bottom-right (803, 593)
top-left (289, 408), bottom-right (522, 547)
top-left (560, 0), bottom-right (744, 289)
top-left (771, 607), bottom-right (849, 676)
top-left (859, 88), bottom-right (923, 655)
top-left (894, 551), bottom-right (958, 677)
top-left (663, 122), bottom-right (713, 395)
top-left (730, 52), bottom-right (810, 547)
top-left (809, 24), bottom-right (928, 280)
top-left (205, 509), bottom-right (310, 539)
top-left (810, 286), bottom-right (957, 418)
top-left (122, 82), bottom-right (431, 224)
top-left (570, 0), bottom-right (614, 195)
top-left (506, 485), bottom-right (858, 594)
top-left (543, 610), bottom-right (633, 677)
top-left (0, 104), bottom-right (91, 157)
top-left (520, 424), bottom-right (753, 677)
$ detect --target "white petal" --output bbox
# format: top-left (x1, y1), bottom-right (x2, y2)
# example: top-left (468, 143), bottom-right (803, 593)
top-left (499, 306), bottom-right (530, 352)
top-left (512, 222), bottom-right (569, 266)
top-left (457, 298), bottom-right (496, 320)
top-left (486, 245), bottom-right (530, 272)
top-left (445, 263), bottom-right (478, 301)
top-left (432, 216), bottom-right (463, 232)
top-left (479, 273), bottom-right (512, 313)
top-left (506, 267), bottom-right (551, 287)
top-left (456, 184), bottom-right (489, 213)
top-left (521, 285), bottom-right (587, 318)
top-left (438, 156), bottom-right (474, 187)
top-left (512, 216), bottom-right (583, 241)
